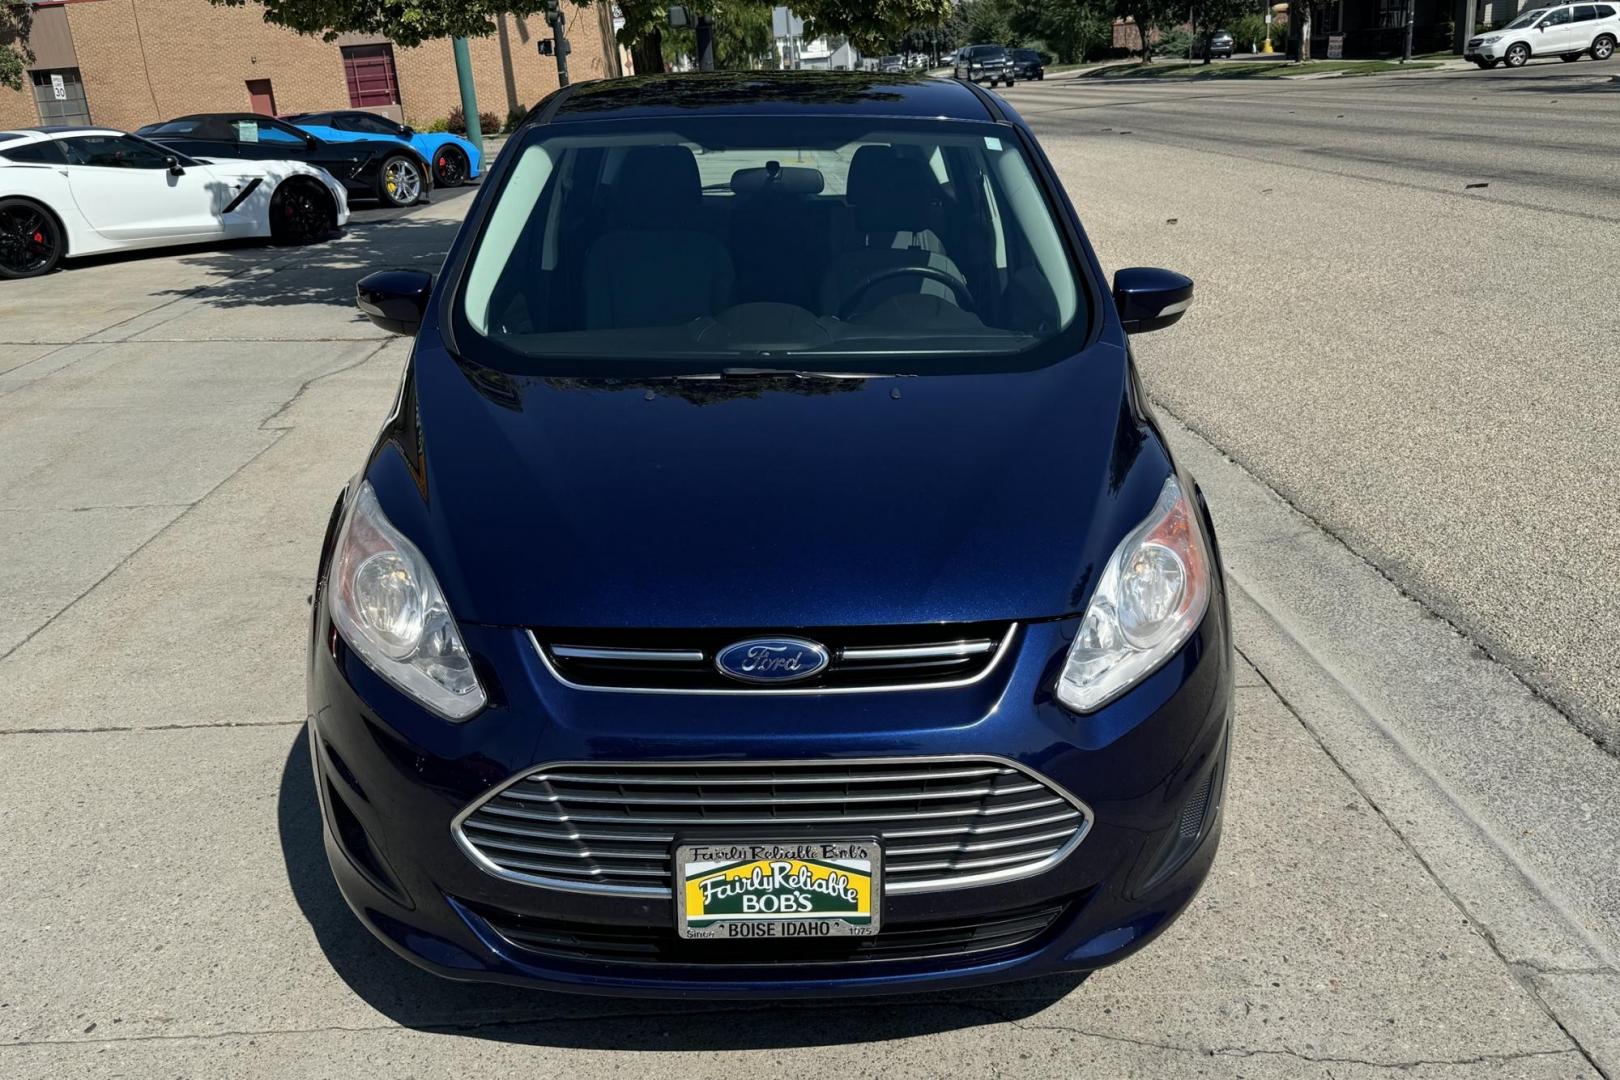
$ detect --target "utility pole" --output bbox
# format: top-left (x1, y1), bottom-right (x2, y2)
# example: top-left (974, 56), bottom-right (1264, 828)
top-left (1459, 0), bottom-right (1478, 53)
top-left (1402, 0), bottom-right (1414, 60)
top-left (451, 37), bottom-right (483, 155)
top-left (695, 13), bottom-right (716, 70)
top-left (545, 0), bottom-right (572, 86)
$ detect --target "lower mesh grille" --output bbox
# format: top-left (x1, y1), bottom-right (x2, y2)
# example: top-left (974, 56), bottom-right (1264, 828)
top-left (453, 757), bottom-right (1092, 897)
top-left (476, 902), bottom-right (1069, 966)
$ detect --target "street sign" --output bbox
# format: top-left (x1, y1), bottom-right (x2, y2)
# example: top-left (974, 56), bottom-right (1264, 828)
top-left (50, 74), bottom-right (66, 101)
top-left (1327, 34), bottom-right (1345, 58)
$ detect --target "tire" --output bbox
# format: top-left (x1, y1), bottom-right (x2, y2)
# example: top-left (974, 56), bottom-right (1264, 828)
top-left (268, 179), bottom-right (335, 246)
top-left (1505, 42), bottom-right (1530, 66)
top-left (433, 145), bottom-right (469, 188)
top-left (1594, 34), bottom-right (1616, 60)
top-left (1560, 52), bottom-right (1581, 61)
top-left (0, 197), bottom-right (64, 280)
top-left (377, 154), bottom-right (425, 207)
top-left (1474, 59), bottom-right (1491, 68)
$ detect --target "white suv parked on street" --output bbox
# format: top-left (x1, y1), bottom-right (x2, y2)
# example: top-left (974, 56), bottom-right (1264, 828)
top-left (1465, 3), bottom-right (1619, 68)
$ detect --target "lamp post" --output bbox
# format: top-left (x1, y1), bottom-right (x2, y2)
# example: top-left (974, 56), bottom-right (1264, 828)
top-left (451, 37), bottom-right (482, 155)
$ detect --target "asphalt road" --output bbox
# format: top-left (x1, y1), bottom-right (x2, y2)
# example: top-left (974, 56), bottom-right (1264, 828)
top-left (1005, 62), bottom-right (1620, 750)
top-left (2, 75), bottom-right (1619, 1077)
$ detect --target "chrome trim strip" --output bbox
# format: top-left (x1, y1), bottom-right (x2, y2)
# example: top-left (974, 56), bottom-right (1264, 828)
top-left (492, 780), bottom-right (1043, 807)
top-left (450, 754), bottom-right (1093, 898)
top-left (527, 765), bottom-right (1012, 786)
top-left (527, 624), bottom-right (1019, 696)
top-left (840, 640), bottom-right (997, 661)
top-left (551, 645), bottom-right (706, 663)
top-left (473, 794), bottom-right (1068, 827)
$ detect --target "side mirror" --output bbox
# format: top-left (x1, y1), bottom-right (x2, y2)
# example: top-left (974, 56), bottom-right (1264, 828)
top-left (357, 269), bottom-right (433, 336)
top-left (1113, 267), bottom-right (1194, 334)
top-left (401, 125), bottom-right (416, 137)
top-left (165, 155), bottom-right (185, 176)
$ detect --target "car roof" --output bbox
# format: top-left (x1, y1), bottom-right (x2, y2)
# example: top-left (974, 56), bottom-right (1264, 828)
top-left (547, 72), bottom-right (996, 125)
top-left (166, 112), bottom-right (290, 122)
top-left (1, 126), bottom-right (124, 141)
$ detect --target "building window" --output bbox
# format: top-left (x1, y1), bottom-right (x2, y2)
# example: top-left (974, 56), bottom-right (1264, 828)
top-left (1378, 0), bottom-right (1408, 28)
top-left (31, 68), bottom-right (91, 126)
top-left (341, 44), bottom-right (401, 108)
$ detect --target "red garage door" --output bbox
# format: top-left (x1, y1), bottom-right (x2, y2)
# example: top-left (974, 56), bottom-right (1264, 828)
top-left (341, 44), bottom-right (400, 108)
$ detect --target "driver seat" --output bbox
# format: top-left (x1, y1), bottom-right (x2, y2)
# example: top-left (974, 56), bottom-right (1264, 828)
top-left (819, 146), bottom-right (968, 318)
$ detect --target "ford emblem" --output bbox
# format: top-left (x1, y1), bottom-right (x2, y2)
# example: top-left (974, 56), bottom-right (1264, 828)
top-left (714, 637), bottom-right (830, 685)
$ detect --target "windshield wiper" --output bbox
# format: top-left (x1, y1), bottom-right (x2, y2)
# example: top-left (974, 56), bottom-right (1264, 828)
top-left (673, 367), bottom-right (898, 381)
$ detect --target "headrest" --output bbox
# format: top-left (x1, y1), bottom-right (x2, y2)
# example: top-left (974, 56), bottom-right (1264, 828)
top-left (846, 145), bottom-right (941, 234)
top-left (614, 145), bottom-right (702, 228)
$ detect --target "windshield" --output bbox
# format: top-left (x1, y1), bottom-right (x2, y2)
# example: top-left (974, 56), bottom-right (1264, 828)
top-left (1505, 8), bottom-right (1548, 27)
top-left (456, 117), bottom-right (1087, 374)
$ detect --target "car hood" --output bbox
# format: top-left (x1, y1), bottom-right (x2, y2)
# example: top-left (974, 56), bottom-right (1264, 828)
top-left (367, 336), bottom-right (1172, 630)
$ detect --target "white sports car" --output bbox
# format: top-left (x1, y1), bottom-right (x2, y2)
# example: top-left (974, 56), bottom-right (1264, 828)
top-left (0, 126), bottom-right (350, 280)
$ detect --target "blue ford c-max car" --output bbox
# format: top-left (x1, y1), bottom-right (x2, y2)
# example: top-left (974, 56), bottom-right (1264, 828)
top-left (314, 72), bottom-right (1232, 997)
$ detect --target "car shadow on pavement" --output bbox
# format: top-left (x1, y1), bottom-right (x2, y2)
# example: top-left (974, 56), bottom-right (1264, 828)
top-left (139, 213), bottom-right (464, 312)
top-left (277, 728), bottom-right (1087, 1050)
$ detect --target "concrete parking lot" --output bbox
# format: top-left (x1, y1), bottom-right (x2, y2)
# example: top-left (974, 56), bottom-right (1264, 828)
top-left (2, 66), bottom-right (1619, 1079)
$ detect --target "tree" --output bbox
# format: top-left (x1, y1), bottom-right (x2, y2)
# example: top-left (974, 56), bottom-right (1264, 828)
top-left (210, 0), bottom-right (559, 45)
top-left (1112, 0), bottom-right (1184, 61)
top-left (1189, 0), bottom-right (1251, 62)
top-left (216, 0), bottom-right (953, 75)
top-left (1, 5), bottom-right (33, 92)
top-left (661, 0), bottom-right (776, 67)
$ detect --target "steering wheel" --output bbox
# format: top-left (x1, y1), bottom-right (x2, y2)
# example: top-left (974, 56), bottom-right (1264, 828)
top-left (836, 264), bottom-right (975, 321)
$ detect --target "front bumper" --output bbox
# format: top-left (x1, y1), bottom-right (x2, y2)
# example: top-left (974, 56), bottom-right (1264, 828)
top-left (1465, 39), bottom-right (1504, 59)
top-left (307, 590), bottom-right (1233, 997)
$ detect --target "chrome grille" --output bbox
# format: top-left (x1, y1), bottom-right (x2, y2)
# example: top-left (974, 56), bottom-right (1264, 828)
top-left (530, 623), bottom-right (1016, 693)
top-left (453, 757), bottom-right (1091, 897)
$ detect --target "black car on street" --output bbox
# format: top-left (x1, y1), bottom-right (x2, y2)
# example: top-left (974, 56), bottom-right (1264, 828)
top-left (1012, 48), bottom-right (1046, 80)
top-left (136, 113), bottom-right (431, 207)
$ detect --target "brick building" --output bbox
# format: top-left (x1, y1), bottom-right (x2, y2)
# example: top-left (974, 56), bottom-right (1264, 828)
top-left (2, 0), bottom-right (621, 134)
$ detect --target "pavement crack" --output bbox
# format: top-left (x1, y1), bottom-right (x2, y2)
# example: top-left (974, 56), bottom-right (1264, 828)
top-left (261, 339), bottom-right (395, 431)
top-left (0, 720), bottom-right (304, 736)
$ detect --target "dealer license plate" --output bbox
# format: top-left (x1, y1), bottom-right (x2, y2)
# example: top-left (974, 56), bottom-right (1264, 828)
top-left (675, 840), bottom-right (882, 941)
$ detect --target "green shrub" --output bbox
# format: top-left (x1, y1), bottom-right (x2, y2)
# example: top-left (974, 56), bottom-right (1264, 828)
top-left (504, 106), bottom-right (528, 133)
top-left (416, 117), bottom-right (450, 134)
top-left (1152, 27), bottom-right (1194, 58)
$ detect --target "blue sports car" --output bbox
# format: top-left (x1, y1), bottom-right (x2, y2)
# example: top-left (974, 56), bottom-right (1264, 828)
top-left (285, 109), bottom-right (481, 188)
top-left (319, 72), bottom-right (1232, 997)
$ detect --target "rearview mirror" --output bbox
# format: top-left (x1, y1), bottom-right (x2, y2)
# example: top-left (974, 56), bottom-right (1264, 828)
top-left (357, 269), bottom-right (433, 336)
top-left (1113, 267), bottom-right (1194, 334)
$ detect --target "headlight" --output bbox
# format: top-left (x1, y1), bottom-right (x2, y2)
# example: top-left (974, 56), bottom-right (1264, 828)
top-left (1482, 34), bottom-right (1501, 42)
top-left (329, 482), bottom-right (487, 720)
top-left (1056, 475), bottom-right (1212, 713)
